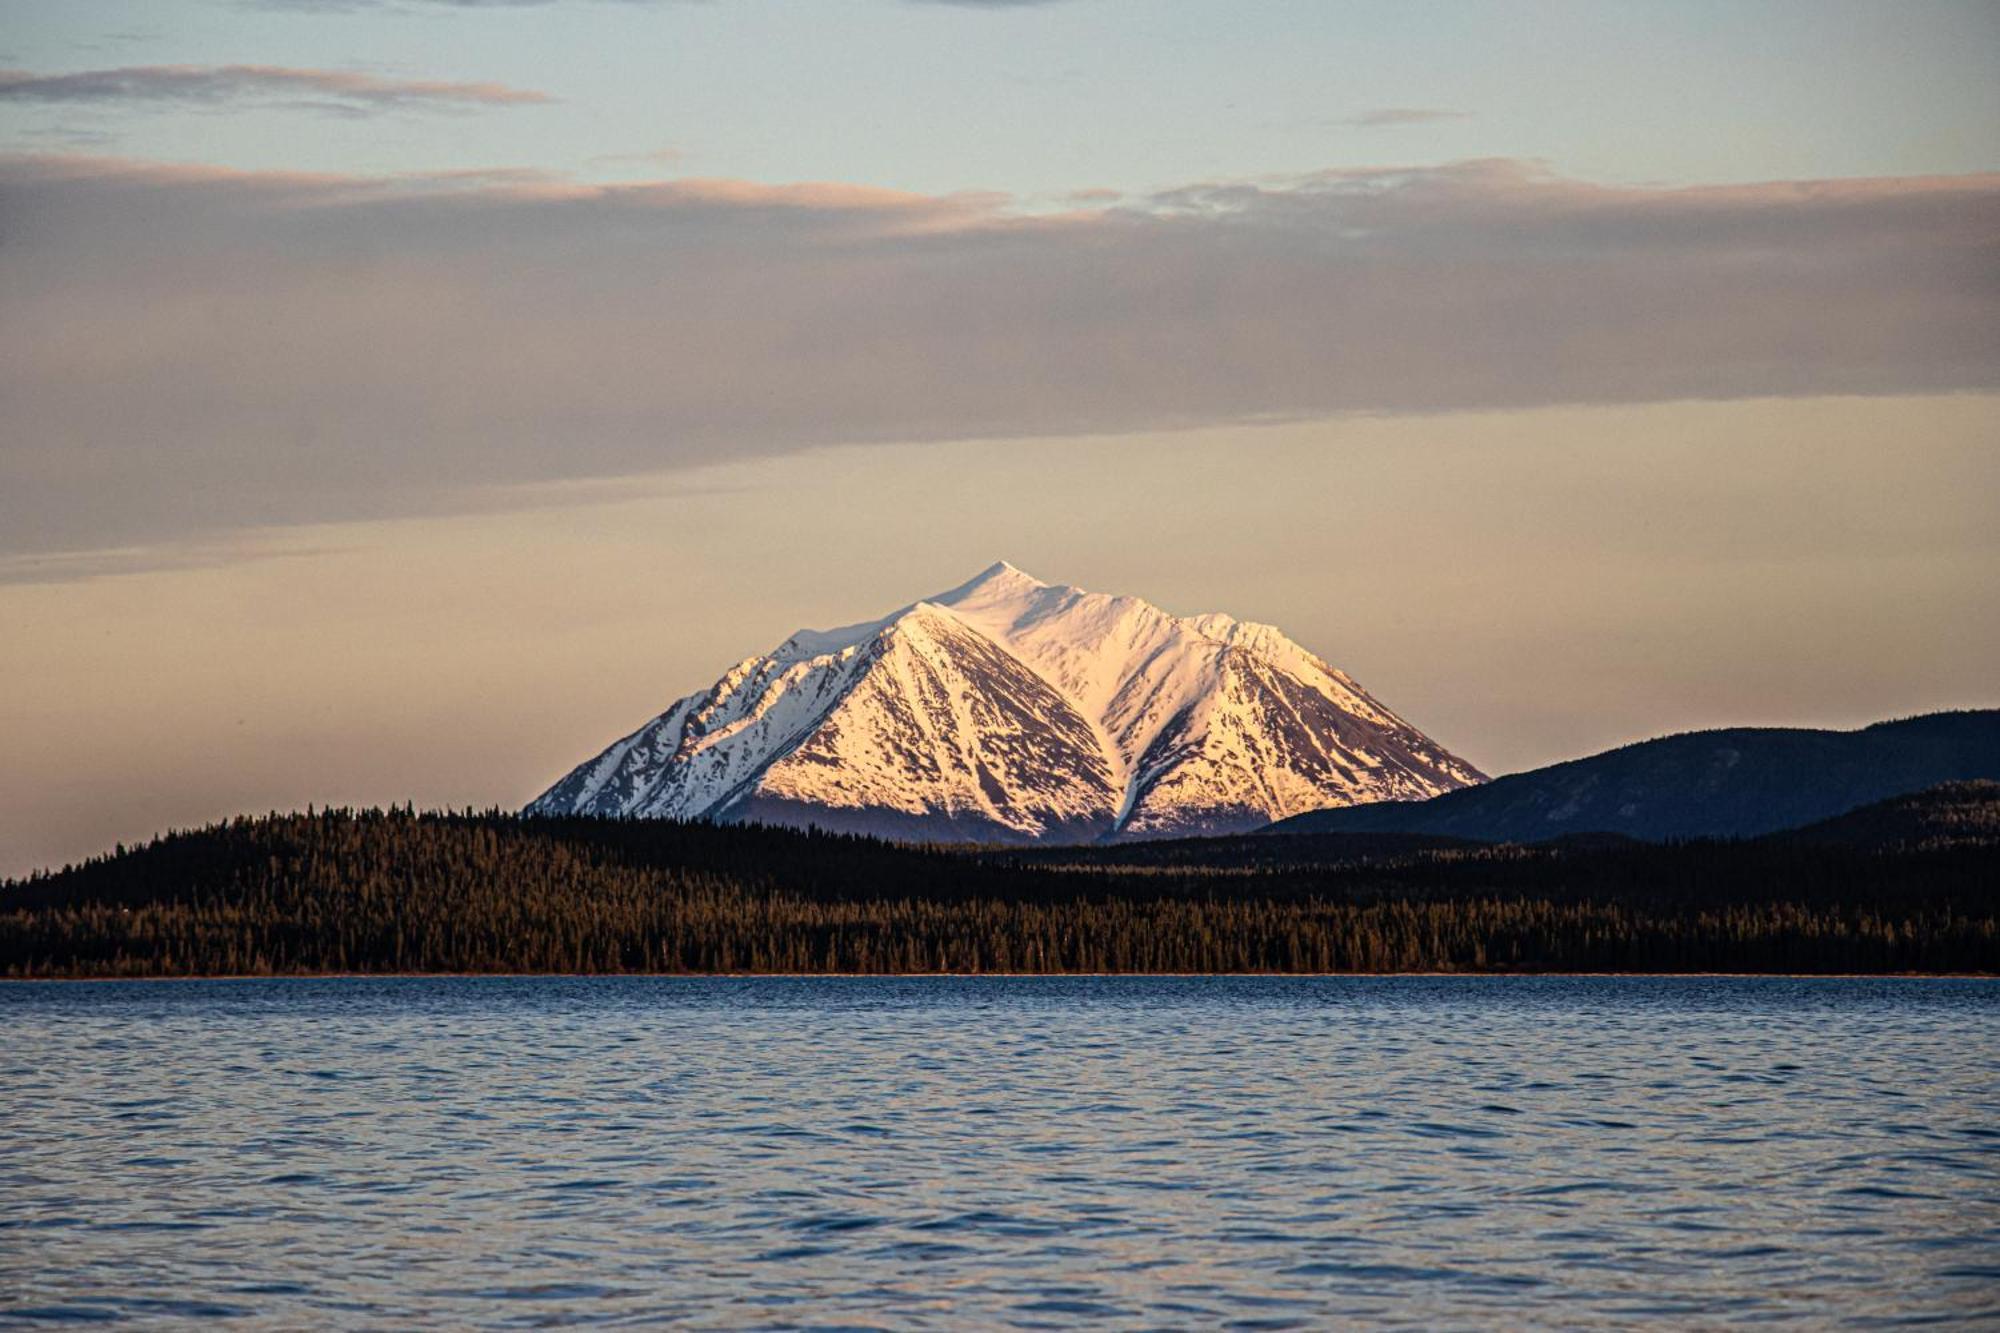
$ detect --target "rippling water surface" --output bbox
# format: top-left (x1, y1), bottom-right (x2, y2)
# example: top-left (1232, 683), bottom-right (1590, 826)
top-left (3, 977), bottom-right (1996, 1328)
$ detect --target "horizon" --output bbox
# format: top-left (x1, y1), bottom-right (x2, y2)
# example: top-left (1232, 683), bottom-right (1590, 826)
top-left (3, 0), bottom-right (1997, 875)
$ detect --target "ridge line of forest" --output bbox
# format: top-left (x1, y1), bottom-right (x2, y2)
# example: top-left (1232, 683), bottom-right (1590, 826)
top-left (5, 790), bottom-right (1995, 978)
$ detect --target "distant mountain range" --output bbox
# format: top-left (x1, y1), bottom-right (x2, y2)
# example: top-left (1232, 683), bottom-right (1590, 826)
top-left (1264, 711), bottom-right (2000, 843)
top-left (528, 562), bottom-right (1483, 841)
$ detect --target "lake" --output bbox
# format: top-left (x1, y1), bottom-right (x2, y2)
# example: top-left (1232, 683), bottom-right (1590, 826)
top-left (2, 977), bottom-right (1995, 1328)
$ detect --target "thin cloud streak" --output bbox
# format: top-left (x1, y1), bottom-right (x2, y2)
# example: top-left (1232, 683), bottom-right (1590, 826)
top-left (250, 0), bottom-right (668, 9)
top-left (0, 64), bottom-right (550, 109)
top-left (588, 146), bottom-right (689, 169)
top-left (0, 537), bottom-right (344, 587)
top-left (2, 154), bottom-right (1993, 572)
top-left (252, 0), bottom-right (1062, 8)
top-left (1338, 107), bottom-right (1472, 129)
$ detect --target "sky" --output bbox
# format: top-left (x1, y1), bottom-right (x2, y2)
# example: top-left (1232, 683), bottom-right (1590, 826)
top-left (1, 0), bottom-right (1996, 875)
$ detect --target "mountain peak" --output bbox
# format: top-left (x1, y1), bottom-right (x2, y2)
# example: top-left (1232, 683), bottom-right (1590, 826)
top-left (529, 567), bottom-right (1484, 841)
top-left (934, 559), bottom-right (1046, 601)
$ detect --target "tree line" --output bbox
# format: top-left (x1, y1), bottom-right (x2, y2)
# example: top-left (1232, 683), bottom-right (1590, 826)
top-left (1, 806), bottom-right (1993, 977)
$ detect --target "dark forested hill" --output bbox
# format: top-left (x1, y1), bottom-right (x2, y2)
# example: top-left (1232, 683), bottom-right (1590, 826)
top-left (3, 798), bottom-right (1993, 977)
top-left (1778, 781), bottom-right (2000, 851)
top-left (1265, 711), bottom-right (2000, 843)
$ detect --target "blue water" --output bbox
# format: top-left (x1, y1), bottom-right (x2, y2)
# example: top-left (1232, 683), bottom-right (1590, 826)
top-left (2, 977), bottom-right (1996, 1328)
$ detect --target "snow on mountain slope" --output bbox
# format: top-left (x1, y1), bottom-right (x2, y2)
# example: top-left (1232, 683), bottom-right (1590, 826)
top-left (731, 603), bottom-right (1119, 841)
top-left (527, 562), bottom-right (1485, 841)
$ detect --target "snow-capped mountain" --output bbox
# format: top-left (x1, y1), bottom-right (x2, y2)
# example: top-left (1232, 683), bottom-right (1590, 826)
top-left (527, 562), bottom-right (1485, 841)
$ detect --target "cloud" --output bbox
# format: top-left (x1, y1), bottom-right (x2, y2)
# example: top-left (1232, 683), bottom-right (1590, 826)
top-left (1, 153), bottom-right (1993, 573)
top-left (0, 64), bottom-right (550, 111)
top-left (1337, 107), bottom-right (1471, 129)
